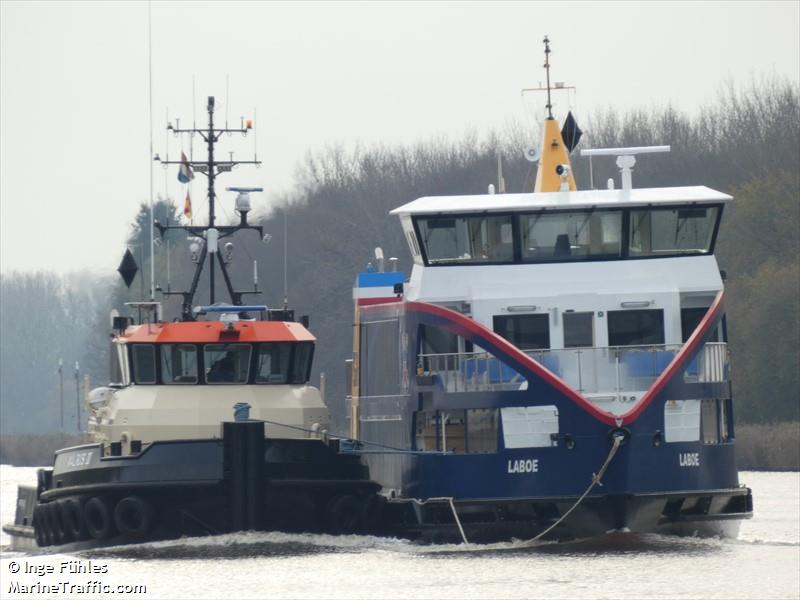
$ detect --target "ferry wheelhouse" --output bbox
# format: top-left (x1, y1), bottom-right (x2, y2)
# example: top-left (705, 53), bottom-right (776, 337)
top-left (347, 48), bottom-right (752, 543)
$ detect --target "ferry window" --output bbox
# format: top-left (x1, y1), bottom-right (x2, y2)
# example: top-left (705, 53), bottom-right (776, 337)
top-left (564, 312), bottom-right (594, 348)
top-left (414, 411), bottom-right (437, 451)
top-left (608, 309), bottom-right (664, 346)
top-left (466, 409), bottom-right (498, 453)
top-left (131, 345), bottom-right (156, 384)
top-left (290, 343), bottom-right (314, 384)
top-left (520, 210), bottom-right (622, 261)
top-left (255, 343), bottom-right (291, 384)
top-left (161, 344), bottom-right (198, 384)
top-left (629, 206), bottom-right (719, 256)
top-left (681, 307), bottom-right (708, 342)
top-left (493, 314), bottom-right (550, 350)
top-left (419, 324), bottom-right (463, 355)
top-left (416, 215), bottom-right (514, 264)
top-left (442, 410), bottom-right (466, 454)
top-left (205, 344), bottom-right (251, 384)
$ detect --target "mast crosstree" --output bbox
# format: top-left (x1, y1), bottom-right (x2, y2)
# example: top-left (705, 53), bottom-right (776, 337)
top-left (154, 95), bottom-right (264, 320)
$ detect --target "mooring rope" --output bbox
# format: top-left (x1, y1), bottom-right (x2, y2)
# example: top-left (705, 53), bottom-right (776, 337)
top-left (516, 432), bottom-right (625, 547)
top-left (401, 496), bottom-right (469, 545)
top-left (255, 416), bottom-right (624, 546)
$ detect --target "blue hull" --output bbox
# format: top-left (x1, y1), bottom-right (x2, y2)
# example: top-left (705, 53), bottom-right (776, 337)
top-left (351, 297), bottom-right (752, 542)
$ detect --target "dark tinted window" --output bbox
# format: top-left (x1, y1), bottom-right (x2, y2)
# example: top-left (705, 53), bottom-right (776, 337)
top-left (629, 206), bottom-right (719, 256)
top-left (608, 310), bottom-right (664, 346)
top-left (493, 314), bottom-right (550, 350)
top-left (160, 344), bottom-right (198, 384)
top-left (564, 312), bottom-right (594, 348)
top-left (205, 344), bottom-right (251, 384)
top-left (419, 324), bottom-right (460, 355)
top-left (255, 343), bottom-right (292, 384)
top-left (131, 344), bottom-right (156, 384)
top-left (681, 307), bottom-right (708, 343)
top-left (417, 215), bottom-right (514, 264)
top-left (290, 343), bottom-right (314, 384)
top-left (520, 211), bottom-right (622, 261)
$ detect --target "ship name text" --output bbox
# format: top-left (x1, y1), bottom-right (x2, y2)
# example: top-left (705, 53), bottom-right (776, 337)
top-left (679, 452), bottom-right (700, 467)
top-left (507, 459), bottom-right (539, 474)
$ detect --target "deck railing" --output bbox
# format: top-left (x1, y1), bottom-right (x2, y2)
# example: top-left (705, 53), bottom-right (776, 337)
top-left (418, 342), bottom-right (729, 395)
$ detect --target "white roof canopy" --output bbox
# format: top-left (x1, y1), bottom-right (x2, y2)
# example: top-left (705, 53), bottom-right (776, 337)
top-left (390, 186), bottom-right (732, 216)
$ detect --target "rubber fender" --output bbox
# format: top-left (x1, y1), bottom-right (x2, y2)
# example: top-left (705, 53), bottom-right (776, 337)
top-left (63, 497), bottom-right (89, 541)
top-left (325, 494), bottom-right (360, 535)
top-left (113, 496), bottom-right (154, 537)
top-left (46, 502), bottom-right (66, 546)
top-left (84, 496), bottom-right (116, 540)
top-left (32, 504), bottom-right (49, 547)
top-left (53, 500), bottom-right (75, 544)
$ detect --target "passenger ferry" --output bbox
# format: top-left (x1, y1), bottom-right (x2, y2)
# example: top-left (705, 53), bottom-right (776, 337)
top-left (347, 39), bottom-right (753, 543)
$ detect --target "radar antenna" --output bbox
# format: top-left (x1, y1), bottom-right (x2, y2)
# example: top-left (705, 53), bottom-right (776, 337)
top-left (153, 96), bottom-right (264, 321)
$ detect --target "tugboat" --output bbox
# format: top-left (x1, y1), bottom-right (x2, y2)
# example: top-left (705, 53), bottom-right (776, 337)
top-left (346, 38), bottom-right (754, 543)
top-left (4, 96), bottom-right (384, 551)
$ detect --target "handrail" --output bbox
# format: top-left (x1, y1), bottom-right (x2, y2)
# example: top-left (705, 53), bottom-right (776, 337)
top-left (418, 342), bottom-right (728, 395)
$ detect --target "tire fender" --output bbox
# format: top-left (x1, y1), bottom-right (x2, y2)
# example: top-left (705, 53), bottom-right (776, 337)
top-left (114, 496), bottom-right (154, 537)
top-left (84, 496), bottom-right (115, 540)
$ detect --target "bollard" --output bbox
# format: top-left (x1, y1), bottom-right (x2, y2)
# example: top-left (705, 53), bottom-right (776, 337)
top-left (223, 412), bottom-right (264, 532)
top-left (233, 402), bottom-right (251, 422)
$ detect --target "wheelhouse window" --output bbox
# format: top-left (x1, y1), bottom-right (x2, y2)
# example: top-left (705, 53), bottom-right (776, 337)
top-left (608, 309), bottom-right (665, 346)
top-left (161, 344), bottom-right (198, 384)
top-left (131, 344), bottom-right (156, 384)
top-left (520, 210), bottom-right (622, 261)
top-left (205, 344), bottom-right (251, 384)
top-left (493, 314), bottom-right (550, 350)
top-left (629, 206), bottom-right (719, 256)
top-left (255, 343), bottom-right (291, 384)
top-left (290, 343), bottom-right (314, 384)
top-left (416, 215), bottom-right (514, 264)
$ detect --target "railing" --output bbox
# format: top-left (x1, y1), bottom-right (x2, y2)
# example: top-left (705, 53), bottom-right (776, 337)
top-left (418, 342), bottom-right (729, 395)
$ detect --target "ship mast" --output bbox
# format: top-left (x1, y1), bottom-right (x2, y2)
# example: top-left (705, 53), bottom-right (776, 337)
top-left (521, 37), bottom-right (579, 193)
top-left (155, 96), bottom-right (263, 320)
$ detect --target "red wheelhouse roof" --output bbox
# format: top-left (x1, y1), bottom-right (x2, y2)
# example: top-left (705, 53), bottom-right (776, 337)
top-left (119, 320), bottom-right (315, 344)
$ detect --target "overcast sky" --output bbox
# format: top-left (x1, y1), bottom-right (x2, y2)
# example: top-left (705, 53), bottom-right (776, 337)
top-left (1, 1), bottom-right (798, 274)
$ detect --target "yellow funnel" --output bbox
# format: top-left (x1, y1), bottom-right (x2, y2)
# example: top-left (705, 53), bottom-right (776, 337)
top-left (534, 118), bottom-right (576, 192)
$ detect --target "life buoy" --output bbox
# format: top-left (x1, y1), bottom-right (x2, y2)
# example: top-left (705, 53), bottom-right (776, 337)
top-left (325, 494), bottom-right (360, 534)
top-left (64, 497), bottom-right (89, 541)
top-left (113, 496), bottom-right (154, 537)
top-left (33, 504), bottom-right (49, 547)
top-left (84, 496), bottom-right (115, 540)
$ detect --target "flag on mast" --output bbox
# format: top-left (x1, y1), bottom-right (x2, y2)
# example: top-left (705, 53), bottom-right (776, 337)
top-left (183, 189), bottom-right (192, 219)
top-left (178, 152), bottom-right (194, 183)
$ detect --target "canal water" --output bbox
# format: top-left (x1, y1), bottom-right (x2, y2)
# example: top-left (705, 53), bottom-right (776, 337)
top-left (1, 467), bottom-right (798, 599)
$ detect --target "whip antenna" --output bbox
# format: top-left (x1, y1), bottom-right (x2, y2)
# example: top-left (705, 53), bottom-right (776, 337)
top-left (147, 0), bottom-right (155, 301)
